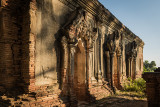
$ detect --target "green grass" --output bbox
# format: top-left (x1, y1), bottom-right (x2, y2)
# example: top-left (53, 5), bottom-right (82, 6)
top-left (123, 78), bottom-right (146, 93)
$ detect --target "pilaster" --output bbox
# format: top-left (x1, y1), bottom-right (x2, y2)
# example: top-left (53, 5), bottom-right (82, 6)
top-left (110, 52), bottom-right (116, 92)
top-left (133, 57), bottom-right (137, 79)
top-left (117, 54), bottom-right (122, 89)
top-left (130, 57), bottom-right (133, 78)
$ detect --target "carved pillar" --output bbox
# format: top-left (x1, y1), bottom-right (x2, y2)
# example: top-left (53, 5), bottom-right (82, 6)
top-left (133, 57), bottom-right (136, 79)
top-left (91, 44), bottom-right (96, 83)
top-left (94, 41), bottom-right (98, 79)
top-left (130, 57), bottom-right (133, 78)
top-left (61, 36), bottom-right (69, 95)
top-left (69, 44), bottom-right (76, 76)
top-left (98, 37), bottom-right (102, 84)
top-left (101, 37), bottom-right (105, 80)
top-left (68, 44), bottom-right (77, 104)
top-left (97, 40), bottom-right (100, 80)
top-left (88, 47), bottom-right (94, 87)
top-left (86, 38), bottom-right (92, 88)
top-left (110, 52), bottom-right (115, 93)
top-left (105, 51), bottom-right (110, 82)
top-left (88, 48), bottom-right (92, 78)
top-left (117, 54), bottom-right (122, 89)
top-left (128, 58), bottom-right (130, 78)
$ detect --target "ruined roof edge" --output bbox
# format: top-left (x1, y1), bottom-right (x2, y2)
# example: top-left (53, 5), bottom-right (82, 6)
top-left (58, 0), bottom-right (144, 47)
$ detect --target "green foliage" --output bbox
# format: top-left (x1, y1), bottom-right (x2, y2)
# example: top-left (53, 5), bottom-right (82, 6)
top-left (123, 78), bottom-right (146, 93)
top-left (143, 60), bottom-right (157, 73)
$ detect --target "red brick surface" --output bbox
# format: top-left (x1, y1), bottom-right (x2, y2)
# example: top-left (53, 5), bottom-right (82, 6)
top-left (0, 0), bottom-right (144, 106)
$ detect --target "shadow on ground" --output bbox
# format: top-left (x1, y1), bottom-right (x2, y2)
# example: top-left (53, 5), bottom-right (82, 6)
top-left (79, 92), bottom-right (147, 107)
top-left (90, 97), bottom-right (147, 107)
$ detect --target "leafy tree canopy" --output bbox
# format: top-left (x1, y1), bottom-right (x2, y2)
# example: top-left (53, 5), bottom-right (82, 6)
top-left (143, 60), bottom-right (157, 72)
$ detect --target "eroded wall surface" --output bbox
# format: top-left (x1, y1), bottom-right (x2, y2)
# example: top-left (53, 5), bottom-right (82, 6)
top-left (0, 0), bottom-right (144, 106)
top-left (35, 0), bottom-right (72, 85)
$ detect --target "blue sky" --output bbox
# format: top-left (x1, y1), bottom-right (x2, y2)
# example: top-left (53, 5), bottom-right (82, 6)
top-left (99, 0), bottom-right (160, 67)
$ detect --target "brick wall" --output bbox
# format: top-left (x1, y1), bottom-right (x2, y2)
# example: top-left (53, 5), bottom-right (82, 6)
top-left (0, 0), bottom-right (144, 106)
top-left (0, 0), bottom-right (23, 92)
top-left (0, 0), bottom-right (71, 106)
top-left (143, 70), bottom-right (160, 107)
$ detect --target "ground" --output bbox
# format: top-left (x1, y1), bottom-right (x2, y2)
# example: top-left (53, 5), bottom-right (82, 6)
top-left (78, 91), bottom-right (147, 107)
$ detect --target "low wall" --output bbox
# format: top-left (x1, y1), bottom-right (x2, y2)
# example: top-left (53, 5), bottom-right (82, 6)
top-left (142, 68), bottom-right (160, 107)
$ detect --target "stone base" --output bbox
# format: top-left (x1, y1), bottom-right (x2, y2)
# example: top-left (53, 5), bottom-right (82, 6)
top-left (0, 84), bottom-right (69, 107)
top-left (0, 80), bottom-right (113, 107)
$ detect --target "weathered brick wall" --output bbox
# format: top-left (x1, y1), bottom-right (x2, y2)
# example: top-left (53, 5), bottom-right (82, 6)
top-left (0, 0), bottom-right (24, 93)
top-left (21, 0), bottom-right (36, 93)
top-left (0, 1), bottom-right (69, 106)
top-left (0, 0), bottom-right (144, 106)
top-left (143, 71), bottom-right (160, 107)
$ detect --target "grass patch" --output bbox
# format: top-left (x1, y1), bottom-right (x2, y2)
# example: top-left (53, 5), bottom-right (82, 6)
top-left (122, 78), bottom-right (146, 97)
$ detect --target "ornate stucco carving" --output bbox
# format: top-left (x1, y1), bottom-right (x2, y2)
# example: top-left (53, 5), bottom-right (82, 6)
top-left (106, 30), bottom-right (122, 55)
top-left (62, 9), bottom-right (98, 49)
top-left (127, 41), bottom-right (138, 59)
top-left (58, 0), bottom-right (144, 47)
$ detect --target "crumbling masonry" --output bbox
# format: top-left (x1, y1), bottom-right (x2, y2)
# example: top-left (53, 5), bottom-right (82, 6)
top-left (0, 0), bottom-right (144, 106)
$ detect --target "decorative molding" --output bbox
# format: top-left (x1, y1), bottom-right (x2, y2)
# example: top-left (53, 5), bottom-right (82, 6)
top-left (62, 9), bottom-right (98, 48)
top-left (106, 31), bottom-right (122, 55)
top-left (58, 0), bottom-right (144, 46)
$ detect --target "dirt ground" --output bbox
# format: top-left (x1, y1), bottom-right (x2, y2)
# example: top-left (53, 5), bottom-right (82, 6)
top-left (78, 91), bottom-right (147, 107)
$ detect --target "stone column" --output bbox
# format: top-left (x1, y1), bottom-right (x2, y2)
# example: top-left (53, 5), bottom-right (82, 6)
top-left (98, 38), bottom-right (102, 84)
top-left (97, 40), bottom-right (100, 80)
top-left (130, 57), bottom-right (133, 78)
top-left (61, 36), bottom-right (69, 95)
top-left (70, 45), bottom-right (75, 76)
top-left (133, 57), bottom-right (136, 79)
top-left (103, 51), bottom-right (110, 82)
top-left (94, 41), bottom-right (98, 79)
top-left (128, 58), bottom-right (130, 78)
top-left (91, 45), bottom-right (97, 83)
top-left (121, 39), bottom-right (126, 80)
top-left (106, 51), bottom-right (111, 83)
top-left (86, 37), bottom-right (93, 87)
top-left (110, 52), bottom-right (115, 93)
top-left (68, 44), bottom-right (77, 105)
top-left (88, 48), bottom-right (93, 86)
top-left (117, 54), bottom-right (122, 89)
top-left (100, 36), bottom-right (105, 80)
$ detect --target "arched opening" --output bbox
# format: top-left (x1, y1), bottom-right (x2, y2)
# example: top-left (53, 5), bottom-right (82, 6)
top-left (74, 40), bottom-right (87, 101)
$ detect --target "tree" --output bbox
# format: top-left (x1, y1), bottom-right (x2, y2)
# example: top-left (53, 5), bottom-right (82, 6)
top-left (150, 61), bottom-right (156, 67)
top-left (143, 60), bottom-right (157, 72)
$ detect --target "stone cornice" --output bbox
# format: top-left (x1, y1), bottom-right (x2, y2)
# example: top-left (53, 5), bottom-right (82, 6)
top-left (58, 0), bottom-right (144, 46)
